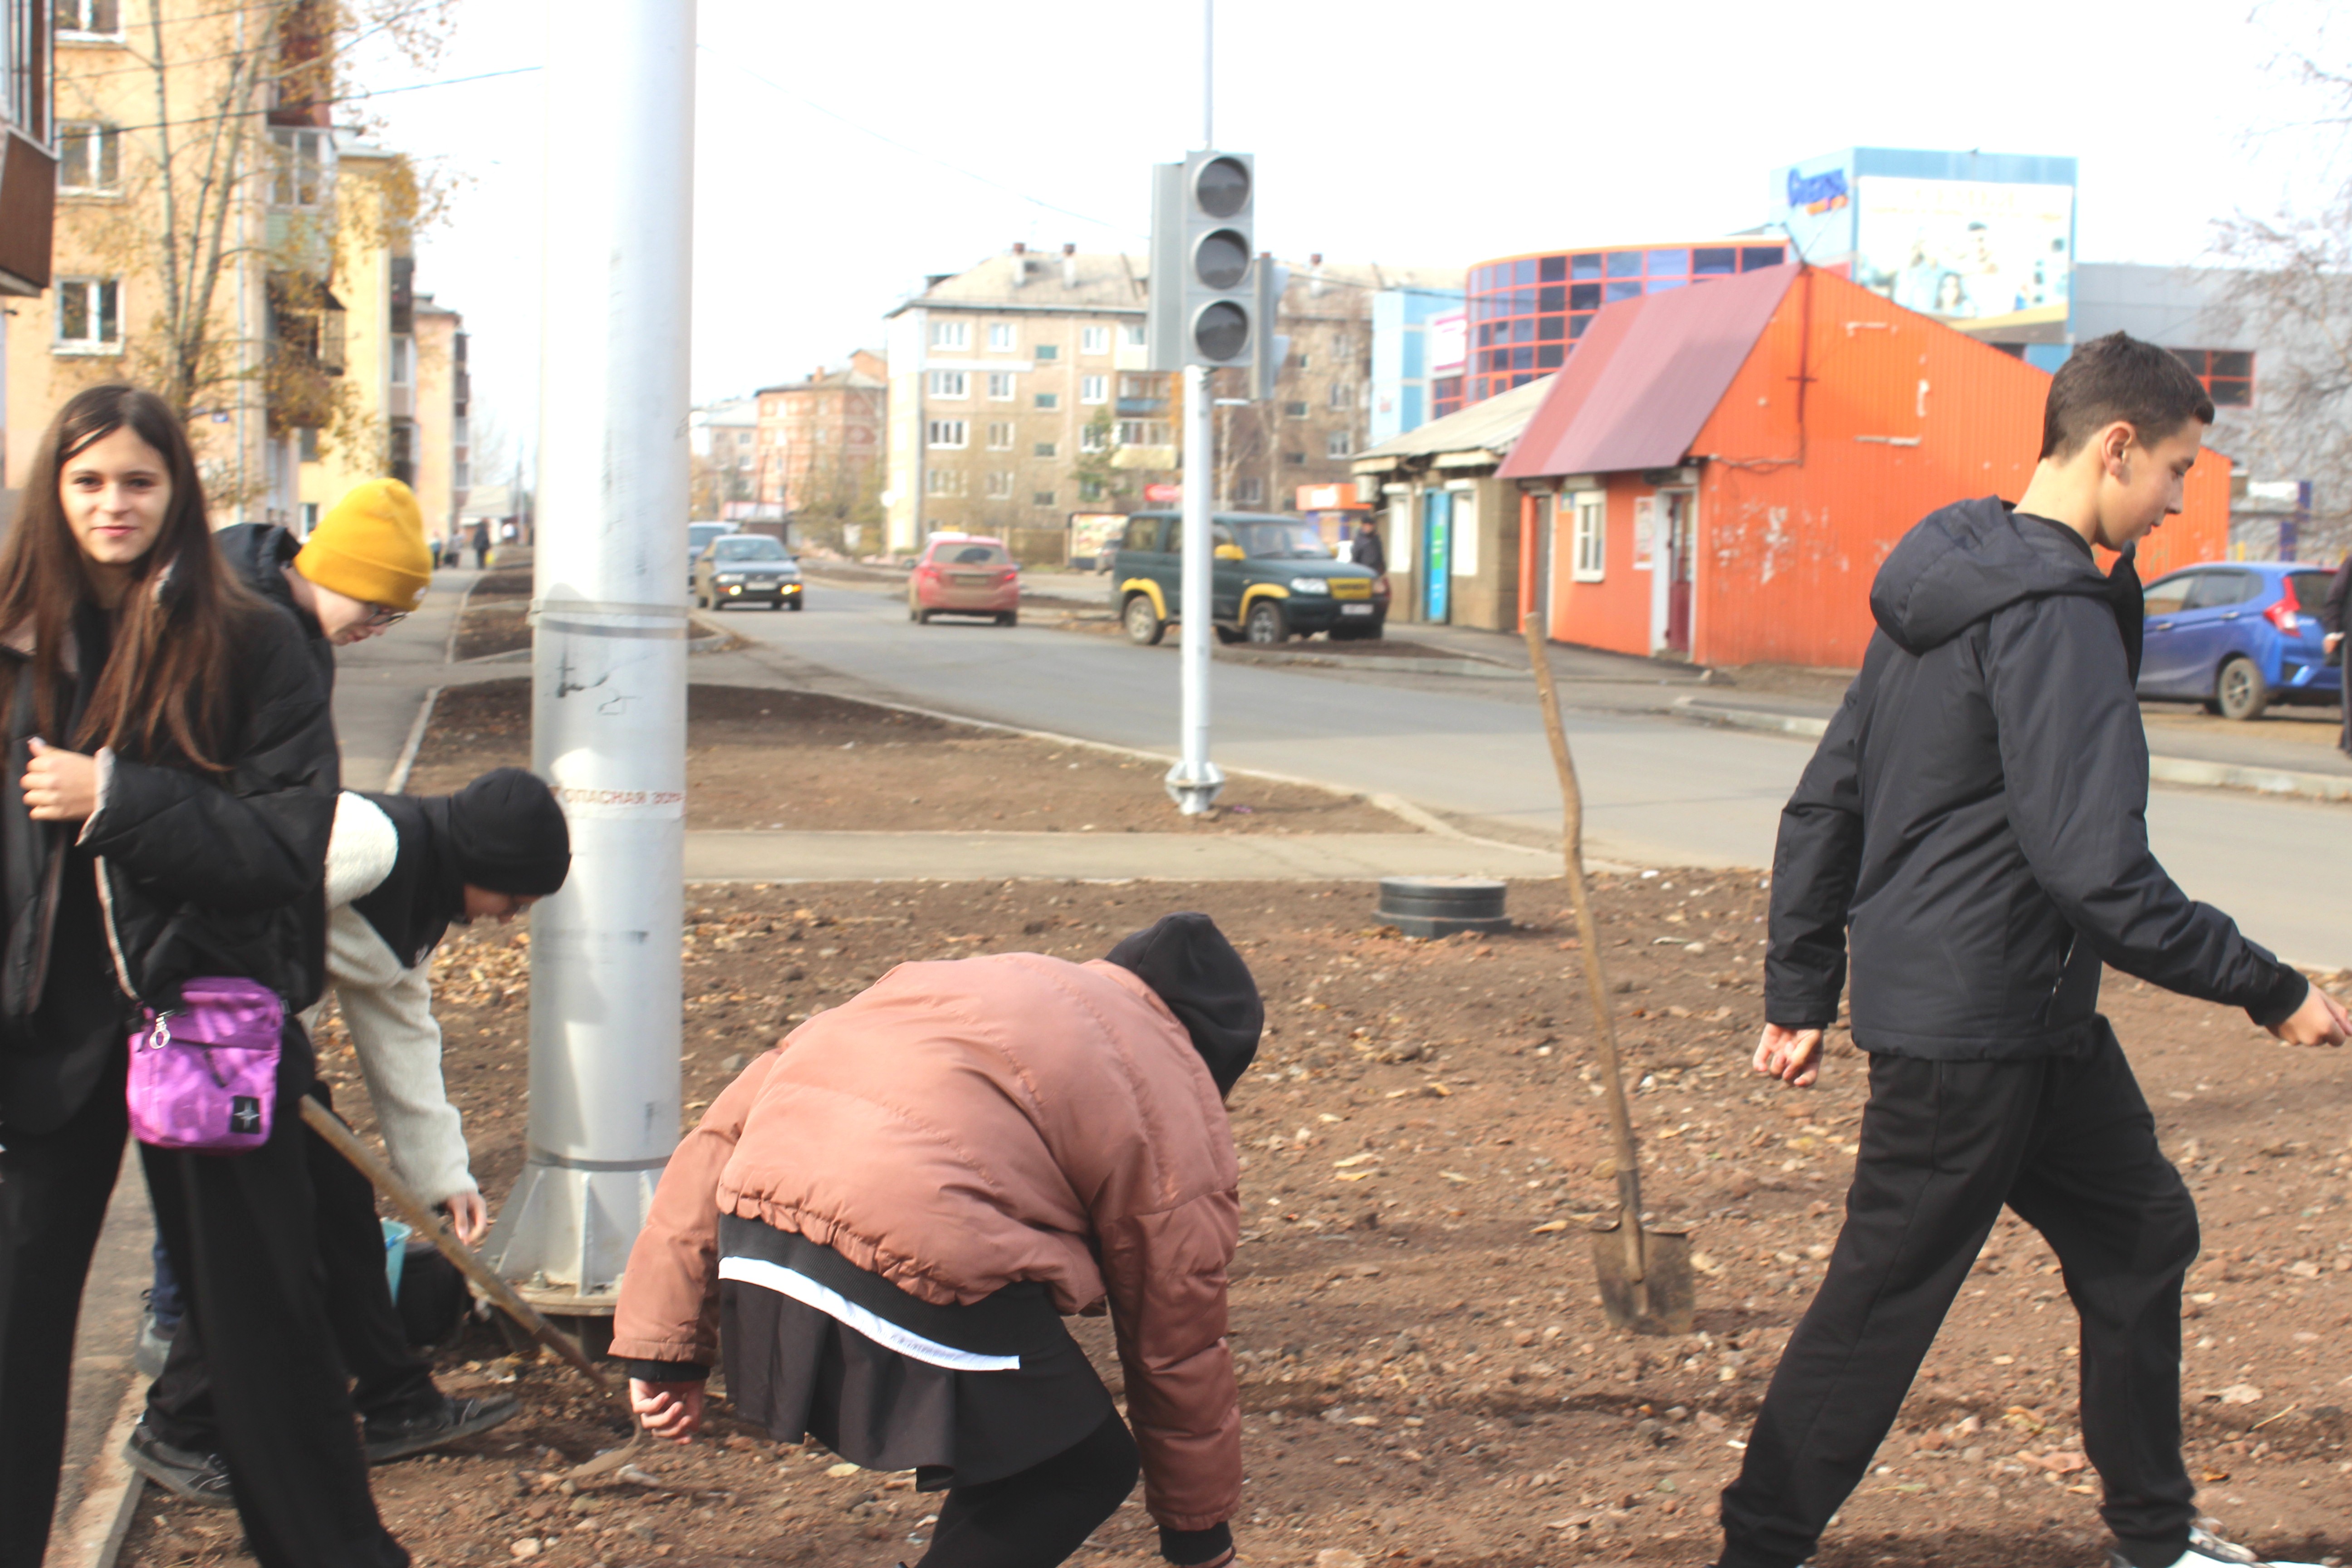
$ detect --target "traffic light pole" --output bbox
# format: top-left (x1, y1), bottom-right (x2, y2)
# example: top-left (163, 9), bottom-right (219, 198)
top-left (479, 0), bottom-right (693, 1322)
top-left (1164, 363), bottom-right (1224, 815)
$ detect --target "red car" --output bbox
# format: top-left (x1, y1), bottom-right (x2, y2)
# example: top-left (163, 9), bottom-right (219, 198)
top-left (908, 535), bottom-right (1021, 626)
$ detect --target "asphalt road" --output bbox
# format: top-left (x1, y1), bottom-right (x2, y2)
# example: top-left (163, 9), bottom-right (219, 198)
top-left (706, 578), bottom-right (2352, 972)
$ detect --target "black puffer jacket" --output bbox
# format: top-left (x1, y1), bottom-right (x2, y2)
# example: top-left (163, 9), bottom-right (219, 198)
top-left (0, 600), bottom-right (338, 1049)
top-left (1766, 496), bottom-right (2307, 1059)
top-left (214, 521), bottom-right (332, 686)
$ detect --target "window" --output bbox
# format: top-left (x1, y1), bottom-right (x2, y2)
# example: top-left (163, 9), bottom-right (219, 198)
top-left (1079, 423), bottom-right (1107, 452)
top-left (1325, 431), bottom-right (1352, 459)
top-left (1034, 343), bottom-right (1059, 360)
top-left (1235, 476), bottom-right (1264, 505)
top-left (1571, 494), bottom-right (1605, 582)
top-left (1328, 381), bottom-right (1351, 409)
top-left (1117, 420), bottom-right (1171, 446)
top-left (2171, 348), bottom-right (2254, 408)
top-left (54, 277), bottom-right (121, 352)
top-left (1079, 374), bottom-right (1107, 404)
top-left (270, 127), bottom-right (330, 208)
top-left (1034, 442), bottom-right (1057, 458)
top-left (1283, 401), bottom-right (1308, 419)
top-left (2186, 570), bottom-right (2258, 610)
top-left (925, 468), bottom-right (966, 496)
top-left (987, 323), bottom-right (1016, 351)
top-left (1078, 476), bottom-right (1104, 502)
top-left (390, 335), bottom-right (414, 387)
top-left (1122, 324), bottom-right (1146, 347)
top-left (986, 372), bottom-right (1014, 400)
top-left (297, 427), bottom-right (320, 462)
top-left (56, 122), bottom-right (119, 192)
top-left (985, 471), bottom-right (1013, 498)
top-left (926, 419), bottom-right (968, 449)
top-left (2141, 573), bottom-right (2196, 617)
top-left (986, 421), bottom-right (1014, 450)
top-left (930, 320), bottom-right (969, 350)
top-left (1081, 325), bottom-right (1109, 354)
top-left (1285, 451), bottom-right (1306, 466)
top-left (1033, 492), bottom-right (1055, 506)
top-left (54, 0), bottom-right (120, 35)
top-left (1034, 392), bottom-right (1058, 410)
top-left (929, 370), bottom-right (968, 398)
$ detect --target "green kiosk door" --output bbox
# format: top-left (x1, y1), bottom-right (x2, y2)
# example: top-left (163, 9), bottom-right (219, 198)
top-left (1420, 490), bottom-right (1452, 623)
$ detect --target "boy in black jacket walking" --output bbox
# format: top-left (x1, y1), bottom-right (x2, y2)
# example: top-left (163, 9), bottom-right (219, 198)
top-left (1715, 334), bottom-right (2347, 1568)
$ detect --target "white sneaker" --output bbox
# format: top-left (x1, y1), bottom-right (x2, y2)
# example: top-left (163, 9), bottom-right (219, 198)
top-left (2107, 1525), bottom-right (2329, 1568)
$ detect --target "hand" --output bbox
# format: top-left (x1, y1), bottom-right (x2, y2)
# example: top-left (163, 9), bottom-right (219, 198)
top-left (441, 1191), bottom-right (490, 1247)
top-left (2268, 985), bottom-right (2349, 1048)
top-left (630, 1378), bottom-right (705, 1443)
top-left (22, 738), bottom-right (98, 823)
top-left (2327, 632), bottom-right (2343, 656)
top-left (1753, 1023), bottom-right (1826, 1088)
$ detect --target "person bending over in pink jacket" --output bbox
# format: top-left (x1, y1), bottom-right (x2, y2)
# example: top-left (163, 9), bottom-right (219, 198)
top-left (612, 912), bottom-right (1260, 1568)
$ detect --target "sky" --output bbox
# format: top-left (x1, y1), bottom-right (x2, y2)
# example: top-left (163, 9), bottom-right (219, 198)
top-left (353, 0), bottom-right (2349, 480)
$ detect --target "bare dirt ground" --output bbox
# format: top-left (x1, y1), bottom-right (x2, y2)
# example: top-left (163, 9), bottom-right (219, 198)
top-left (404, 680), bottom-right (1372, 835)
top-left (454, 572), bottom-right (534, 662)
top-left (118, 867), bottom-right (2352, 1568)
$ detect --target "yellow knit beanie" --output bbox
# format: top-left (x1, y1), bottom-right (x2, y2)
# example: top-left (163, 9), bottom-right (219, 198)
top-left (297, 479), bottom-right (432, 612)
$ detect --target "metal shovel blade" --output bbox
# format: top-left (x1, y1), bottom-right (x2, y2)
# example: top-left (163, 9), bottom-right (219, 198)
top-left (1589, 1213), bottom-right (1695, 1337)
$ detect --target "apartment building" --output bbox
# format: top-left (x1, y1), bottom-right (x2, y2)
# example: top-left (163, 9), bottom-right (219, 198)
top-left (7, 0), bottom-right (433, 531)
top-left (756, 349), bottom-right (885, 546)
top-left (689, 396), bottom-right (758, 513)
top-left (410, 292), bottom-right (469, 549)
top-left (882, 244), bottom-right (1156, 557)
top-left (0, 0), bottom-right (57, 504)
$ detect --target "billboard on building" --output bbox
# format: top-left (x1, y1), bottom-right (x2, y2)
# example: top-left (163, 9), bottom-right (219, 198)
top-left (1427, 311), bottom-right (1467, 375)
top-left (1771, 152), bottom-right (1858, 265)
top-left (1852, 177), bottom-right (2072, 341)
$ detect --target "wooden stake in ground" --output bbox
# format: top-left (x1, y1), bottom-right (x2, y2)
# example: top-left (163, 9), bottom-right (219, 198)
top-left (1521, 612), bottom-right (1695, 1336)
top-left (295, 1097), bottom-right (647, 1475)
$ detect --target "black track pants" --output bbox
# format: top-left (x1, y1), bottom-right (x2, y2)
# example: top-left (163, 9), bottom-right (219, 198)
top-left (140, 1032), bottom-right (408, 1568)
top-left (917, 1411), bottom-right (1141, 1568)
top-left (1719, 1021), bottom-right (2198, 1568)
top-left (0, 1049), bottom-right (131, 1568)
top-left (145, 1084), bottom-right (440, 1450)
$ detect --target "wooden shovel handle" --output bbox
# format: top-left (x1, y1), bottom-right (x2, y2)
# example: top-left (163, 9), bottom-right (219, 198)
top-left (1522, 613), bottom-right (1647, 1284)
top-left (296, 1095), bottom-right (624, 1410)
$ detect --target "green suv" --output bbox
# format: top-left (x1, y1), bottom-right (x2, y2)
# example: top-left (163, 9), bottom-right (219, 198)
top-left (1108, 511), bottom-right (1387, 646)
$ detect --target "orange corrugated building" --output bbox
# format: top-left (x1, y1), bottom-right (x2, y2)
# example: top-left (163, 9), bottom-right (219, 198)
top-left (1499, 265), bottom-right (2229, 669)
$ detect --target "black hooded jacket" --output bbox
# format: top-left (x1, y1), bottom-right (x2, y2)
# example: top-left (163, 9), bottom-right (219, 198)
top-left (1765, 496), bottom-right (2307, 1060)
top-left (214, 522), bottom-right (333, 688)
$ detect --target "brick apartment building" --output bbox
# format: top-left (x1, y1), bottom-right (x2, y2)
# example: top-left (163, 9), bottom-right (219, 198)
top-left (756, 349), bottom-right (886, 528)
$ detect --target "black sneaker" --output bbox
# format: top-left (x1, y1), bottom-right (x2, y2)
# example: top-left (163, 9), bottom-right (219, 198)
top-left (122, 1423), bottom-right (235, 1508)
top-left (362, 1393), bottom-right (522, 1463)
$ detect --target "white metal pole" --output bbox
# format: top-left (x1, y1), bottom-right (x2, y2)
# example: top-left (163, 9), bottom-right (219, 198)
top-left (478, 0), bottom-right (693, 1316)
top-left (1163, 363), bottom-right (1224, 814)
top-left (1201, 0), bottom-right (1214, 148)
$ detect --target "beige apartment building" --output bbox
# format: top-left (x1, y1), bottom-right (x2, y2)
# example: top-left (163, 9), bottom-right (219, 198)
top-left (409, 293), bottom-right (470, 550)
top-left (882, 245), bottom-right (1451, 558)
top-left (755, 349), bottom-right (885, 548)
top-left (7, 0), bottom-right (447, 534)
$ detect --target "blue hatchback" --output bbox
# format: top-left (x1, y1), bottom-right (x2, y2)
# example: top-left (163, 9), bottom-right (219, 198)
top-left (2136, 561), bottom-right (2341, 720)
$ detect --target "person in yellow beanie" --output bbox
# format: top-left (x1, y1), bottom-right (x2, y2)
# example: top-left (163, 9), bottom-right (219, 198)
top-left (215, 479), bottom-right (434, 657)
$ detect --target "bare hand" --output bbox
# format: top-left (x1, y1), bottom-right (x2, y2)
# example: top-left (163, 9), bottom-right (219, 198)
top-left (441, 1191), bottom-right (490, 1247)
top-left (2269, 985), bottom-right (2349, 1048)
top-left (2327, 632), bottom-right (2343, 657)
top-left (22, 738), bottom-right (98, 823)
top-left (1753, 1023), bottom-right (1826, 1088)
top-left (630, 1378), bottom-right (705, 1443)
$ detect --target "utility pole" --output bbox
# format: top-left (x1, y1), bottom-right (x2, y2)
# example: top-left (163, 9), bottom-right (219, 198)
top-left (478, 0), bottom-right (694, 1328)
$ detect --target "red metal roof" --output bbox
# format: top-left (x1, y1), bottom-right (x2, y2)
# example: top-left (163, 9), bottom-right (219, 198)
top-left (1497, 262), bottom-right (1802, 479)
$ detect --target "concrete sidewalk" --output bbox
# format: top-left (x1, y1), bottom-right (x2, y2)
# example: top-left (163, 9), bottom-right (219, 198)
top-left (684, 829), bottom-right (1560, 883)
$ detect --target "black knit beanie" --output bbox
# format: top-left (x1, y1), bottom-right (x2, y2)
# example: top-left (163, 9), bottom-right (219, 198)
top-left (444, 767), bottom-right (572, 896)
top-left (1103, 912), bottom-right (1263, 1094)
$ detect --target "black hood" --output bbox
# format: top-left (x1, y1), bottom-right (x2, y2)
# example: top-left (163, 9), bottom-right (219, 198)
top-left (213, 522), bottom-right (303, 618)
top-left (1869, 496), bottom-right (2143, 677)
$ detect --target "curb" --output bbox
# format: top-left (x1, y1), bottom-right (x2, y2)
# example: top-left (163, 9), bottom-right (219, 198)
top-left (62, 1379), bottom-right (146, 1568)
top-left (387, 686), bottom-right (441, 794)
top-left (1673, 698), bottom-right (2352, 806)
top-left (1220, 649), bottom-right (1531, 680)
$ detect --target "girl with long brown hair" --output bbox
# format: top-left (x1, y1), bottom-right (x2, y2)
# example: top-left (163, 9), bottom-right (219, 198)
top-left (0, 385), bottom-right (407, 1568)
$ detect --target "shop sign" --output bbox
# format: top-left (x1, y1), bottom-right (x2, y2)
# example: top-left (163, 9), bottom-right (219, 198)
top-left (1294, 482), bottom-right (1367, 511)
top-left (1143, 483), bottom-right (1180, 503)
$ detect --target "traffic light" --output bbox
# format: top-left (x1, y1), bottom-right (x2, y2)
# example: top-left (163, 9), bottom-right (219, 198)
top-left (1251, 254), bottom-right (1290, 402)
top-left (1146, 151), bottom-right (1256, 372)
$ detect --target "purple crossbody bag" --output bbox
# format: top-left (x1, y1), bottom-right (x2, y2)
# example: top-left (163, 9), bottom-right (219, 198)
top-left (126, 977), bottom-right (284, 1153)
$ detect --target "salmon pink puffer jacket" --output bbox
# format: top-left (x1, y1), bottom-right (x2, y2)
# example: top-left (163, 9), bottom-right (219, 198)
top-left (612, 951), bottom-right (1242, 1532)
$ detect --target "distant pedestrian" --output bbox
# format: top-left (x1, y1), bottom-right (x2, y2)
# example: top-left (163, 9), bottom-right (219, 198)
top-left (0, 383), bottom-right (405, 1568)
top-left (1349, 516), bottom-right (1386, 575)
top-left (1723, 334), bottom-right (2347, 1568)
top-left (613, 912), bottom-right (1259, 1568)
top-left (470, 519), bottom-right (490, 570)
top-left (2321, 550), bottom-right (2352, 756)
top-left (129, 768), bottom-right (570, 1500)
